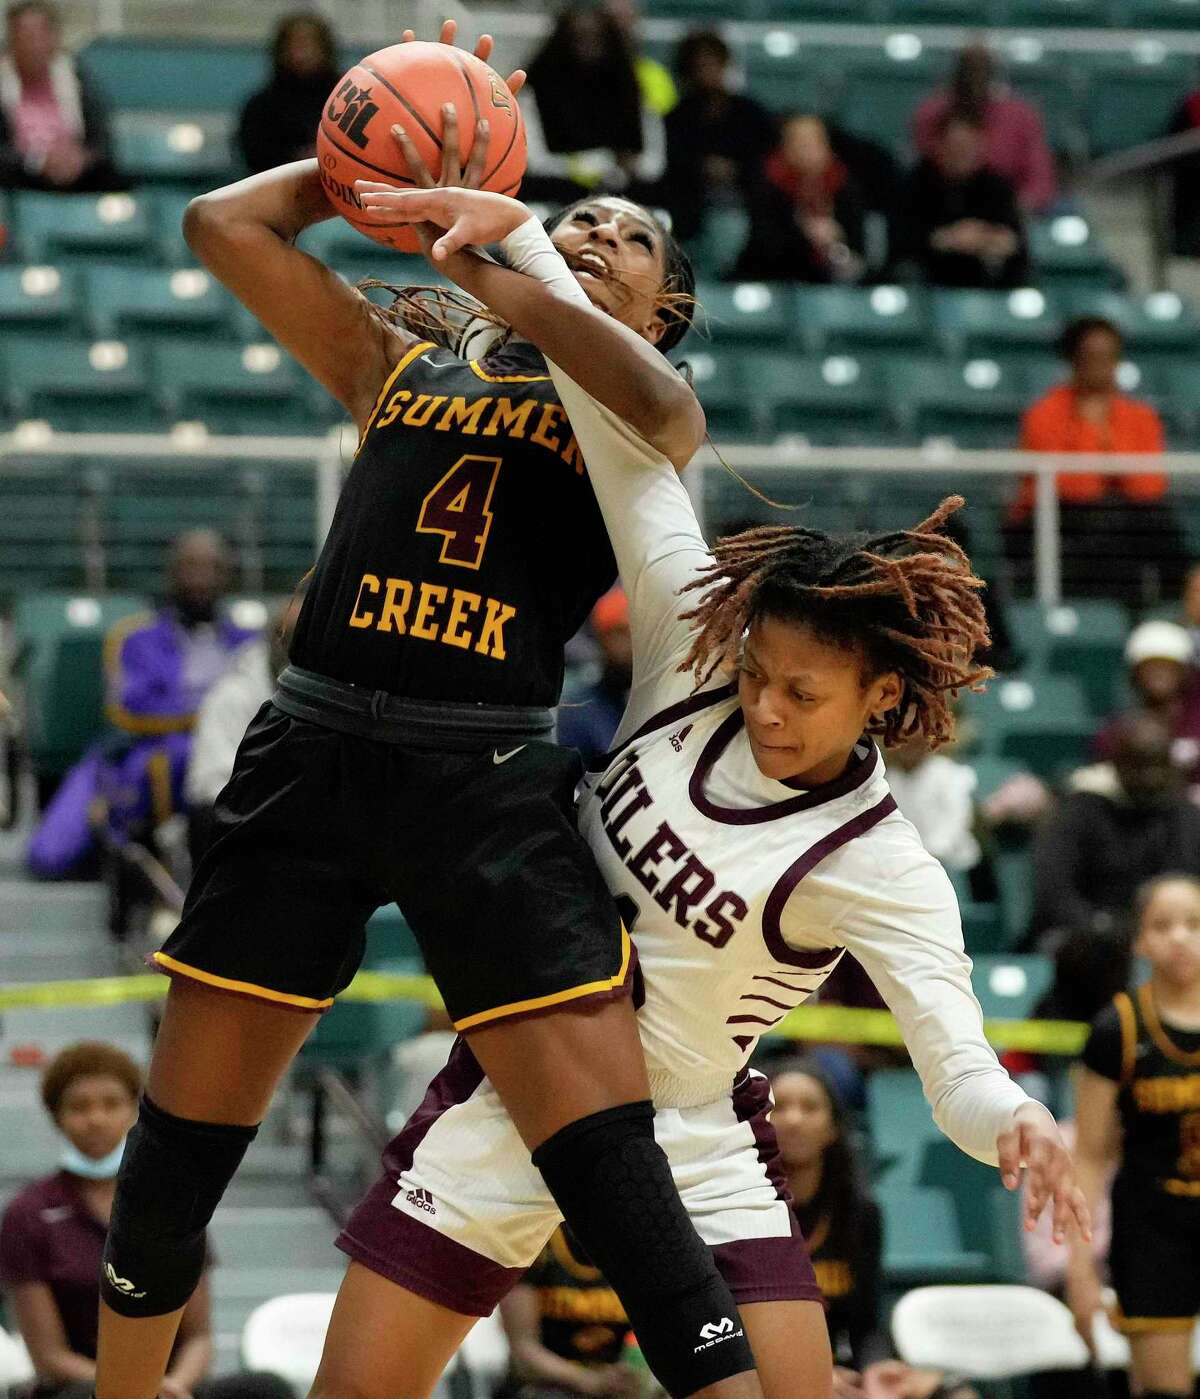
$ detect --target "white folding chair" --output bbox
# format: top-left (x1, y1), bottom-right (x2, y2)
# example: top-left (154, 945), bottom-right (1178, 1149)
top-left (240, 1291), bottom-right (337, 1390)
top-left (892, 1285), bottom-right (1090, 1378)
top-left (0, 1326), bottom-right (35, 1387)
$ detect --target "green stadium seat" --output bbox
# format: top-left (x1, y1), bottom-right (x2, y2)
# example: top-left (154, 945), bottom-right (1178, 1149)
top-left (751, 353), bottom-right (890, 443)
top-left (741, 37), bottom-right (829, 110)
top-left (14, 592), bottom-right (148, 775)
top-left (1001, 0), bottom-right (1110, 27)
top-left (960, 672), bottom-right (1094, 776)
top-left (151, 340), bottom-right (311, 433)
top-left (0, 474), bottom-right (93, 596)
top-left (958, 900), bottom-right (1005, 955)
top-left (877, 1185), bottom-right (990, 1283)
top-left (111, 113), bottom-right (233, 186)
top-left (1162, 363), bottom-right (1200, 447)
top-left (3, 335), bottom-right (162, 430)
top-left (1028, 215), bottom-right (1124, 294)
top-left (970, 953), bottom-right (1054, 1021)
top-left (257, 465), bottom-right (319, 588)
top-left (686, 207), bottom-right (751, 279)
top-left (834, 48), bottom-right (950, 159)
top-left (885, 0), bottom-right (992, 25)
top-left (1008, 598), bottom-right (1131, 714)
top-left (641, 0), bottom-right (733, 16)
top-left (1063, 289), bottom-right (1200, 364)
top-left (919, 1137), bottom-right (1024, 1280)
top-left (0, 264), bottom-right (80, 331)
top-left (13, 191), bottom-right (154, 262)
top-left (792, 284), bottom-right (931, 360)
top-left (1083, 50), bottom-right (1195, 156)
top-left (1003, 63), bottom-right (1090, 157)
top-left (149, 189), bottom-right (196, 265)
top-left (887, 359), bottom-right (1027, 447)
top-left (932, 289), bottom-right (1063, 360)
top-left (696, 281), bottom-right (792, 345)
top-left (867, 1069), bottom-right (935, 1184)
top-left (761, 0), bottom-right (873, 19)
top-left (81, 36), bottom-right (265, 112)
top-left (84, 264), bottom-right (233, 339)
top-left (689, 348), bottom-right (757, 439)
top-left (1111, 0), bottom-right (1200, 27)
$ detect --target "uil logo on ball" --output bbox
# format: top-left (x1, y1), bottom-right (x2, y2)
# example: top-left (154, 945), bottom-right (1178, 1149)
top-left (326, 76), bottom-right (380, 149)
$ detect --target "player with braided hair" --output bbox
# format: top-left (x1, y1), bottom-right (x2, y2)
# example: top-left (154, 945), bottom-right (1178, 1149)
top-left (304, 183), bottom-right (1089, 1398)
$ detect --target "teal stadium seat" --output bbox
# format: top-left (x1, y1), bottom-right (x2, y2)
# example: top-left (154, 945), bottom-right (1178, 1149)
top-left (932, 288), bottom-right (1063, 361)
top-left (886, 0), bottom-right (992, 26)
top-left (761, 0), bottom-right (873, 19)
top-left (0, 264), bottom-right (80, 331)
top-left (13, 190), bottom-right (154, 262)
top-left (696, 280), bottom-right (792, 346)
top-left (887, 359), bottom-right (1027, 447)
top-left (0, 470), bottom-right (90, 594)
top-left (150, 189), bottom-right (197, 266)
top-left (688, 348), bottom-right (756, 440)
top-left (687, 207), bottom-right (751, 279)
top-left (81, 36), bottom-right (264, 112)
top-left (970, 953), bottom-right (1054, 1021)
top-left (792, 284), bottom-right (930, 361)
top-left (1083, 50), bottom-right (1195, 156)
top-left (1004, 59), bottom-right (1089, 156)
top-left (751, 353), bottom-right (890, 443)
top-left (960, 672), bottom-right (1094, 777)
top-left (834, 48), bottom-right (949, 159)
top-left (740, 37), bottom-right (828, 110)
top-left (1008, 598), bottom-right (1131, 714)
top-left (877, 1185), bottom-right (990, 1283)
top-left (258, 466), bottom-right (319, 588)
top-left (867, 1069), bottom-right (935, 1184)
top-left (152, 340), bottom-right (310, 433)
top-left (1163, 363), bottom-right (1200, 448)
top-left (111, 113), bottom-right (233, 186)
top-left (84, 264), bottom-right (233, 339)
top-left (4, 335), bottom-right (161, 430)
top-left (1001, 0), bottom-right (1110, 26)
top-left (1028, 215), bottom-right (1124, 294)
top-left (1064, 289), bottom-right (1200, 365)
top-left (1111, 0), bottom-right (1200, 26)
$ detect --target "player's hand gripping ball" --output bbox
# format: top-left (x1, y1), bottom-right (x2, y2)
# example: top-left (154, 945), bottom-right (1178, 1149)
top-left (317, 39), bottom-right (526, 252)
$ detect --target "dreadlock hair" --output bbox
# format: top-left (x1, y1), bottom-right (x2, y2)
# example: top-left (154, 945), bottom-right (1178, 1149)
top-left (678, 496), bottom-right (992, 750)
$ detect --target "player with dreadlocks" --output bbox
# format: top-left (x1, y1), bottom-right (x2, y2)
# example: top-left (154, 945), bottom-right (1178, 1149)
top-left (305, 182), bottom-right (1090, 1397)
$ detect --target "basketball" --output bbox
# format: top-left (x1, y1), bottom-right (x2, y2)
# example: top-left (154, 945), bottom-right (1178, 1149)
top-left (316, 41), bottom-right (526, 253)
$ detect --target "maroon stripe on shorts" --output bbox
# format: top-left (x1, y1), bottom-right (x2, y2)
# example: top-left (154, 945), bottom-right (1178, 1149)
top-left (336, 1038), bottom-right (524, 1317)
top-left (711, 1072), bottom-right (822, 1306)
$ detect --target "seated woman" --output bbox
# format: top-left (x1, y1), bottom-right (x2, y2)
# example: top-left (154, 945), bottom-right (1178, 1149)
top-left (0, 1042), bottom-right (291, 1399)
top-left (770, 1060), bottom-right (979, 1399)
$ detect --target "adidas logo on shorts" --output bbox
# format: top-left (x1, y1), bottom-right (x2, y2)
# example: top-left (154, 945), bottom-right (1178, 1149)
top-left (405, 1187), bottom-right (437, 1216)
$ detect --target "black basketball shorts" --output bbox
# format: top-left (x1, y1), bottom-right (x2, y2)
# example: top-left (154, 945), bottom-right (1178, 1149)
top-left (153, 703), bottom-right (630, 1030)
top-left (1108, 1175), bottom-right (1200, 1333)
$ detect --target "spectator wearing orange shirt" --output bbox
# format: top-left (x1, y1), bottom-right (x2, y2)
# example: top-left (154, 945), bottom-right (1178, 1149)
top-left (1006, 316), bottom-right (1184, 604)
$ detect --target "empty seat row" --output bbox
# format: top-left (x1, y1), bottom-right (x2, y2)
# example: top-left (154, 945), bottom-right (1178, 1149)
top-left (645, 0), bottom-right (1200, 32)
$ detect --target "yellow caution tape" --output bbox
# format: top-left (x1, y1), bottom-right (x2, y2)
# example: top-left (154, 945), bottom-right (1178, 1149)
top-left (0, 971), bottom-right (1088, 1055)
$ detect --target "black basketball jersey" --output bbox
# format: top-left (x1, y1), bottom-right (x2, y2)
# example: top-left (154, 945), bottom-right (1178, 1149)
top-left (523, 1226), bottom-right (629, 1367)
top-left (1085, 982), bottom-right (1200, 1198)
top-left (290, 338), bottom-right (617, 707)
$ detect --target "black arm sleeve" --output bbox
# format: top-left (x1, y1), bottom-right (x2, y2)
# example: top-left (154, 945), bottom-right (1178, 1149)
top-left (1081, 1001), bottom-right (1125, 1082)
top-left (846, 1201), bottom-right (890, 1370)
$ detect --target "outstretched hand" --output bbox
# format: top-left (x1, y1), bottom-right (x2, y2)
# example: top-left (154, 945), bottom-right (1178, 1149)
top-left (400, 19), bottom-right (526, 97)
top-left (998, 1104), bottom-right (1091, 1245)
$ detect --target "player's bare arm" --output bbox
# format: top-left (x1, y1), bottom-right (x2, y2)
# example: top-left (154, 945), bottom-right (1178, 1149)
top-left (357, 184), bottom-right (706, 469)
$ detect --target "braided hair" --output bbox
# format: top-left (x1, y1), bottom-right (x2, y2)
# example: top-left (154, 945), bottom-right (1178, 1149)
top-left (678, 496), bottom-right (992, 749)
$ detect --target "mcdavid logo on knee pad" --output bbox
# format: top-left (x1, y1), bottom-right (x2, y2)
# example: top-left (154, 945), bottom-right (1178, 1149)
top-left (695, 1317), bottom-right (742, 1352)
top-left (104, 1261), bottom-right (146, 1299)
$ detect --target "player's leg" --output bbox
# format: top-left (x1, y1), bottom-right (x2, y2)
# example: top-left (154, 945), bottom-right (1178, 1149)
top-left (740, 1302), bottom-right (833, 1399)
top-left (1127, 1329), bottom-right (1194, 1399)
top-left (307, 1263), bottom-right (476, 1399)
top-left (96, 981), bottom-right (322, 1399)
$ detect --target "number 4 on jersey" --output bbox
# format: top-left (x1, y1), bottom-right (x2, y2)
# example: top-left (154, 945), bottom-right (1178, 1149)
top-left (417, 454), bottom-right (502, 570)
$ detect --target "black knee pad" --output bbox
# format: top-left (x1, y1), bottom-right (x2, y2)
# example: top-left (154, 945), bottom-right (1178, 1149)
top-left (533, 1101), bottom-right (755, 1397)
top-left (101, 1095), bottom-right (258, 1317)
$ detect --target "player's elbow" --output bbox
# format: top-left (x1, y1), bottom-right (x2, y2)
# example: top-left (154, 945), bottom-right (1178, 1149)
top-left (183, 192), bottom-right (228, 262)
top-left (641, 377), bottom-right (707, 471)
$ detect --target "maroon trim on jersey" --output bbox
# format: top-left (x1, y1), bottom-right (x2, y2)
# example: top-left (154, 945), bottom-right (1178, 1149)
top-left (733, 1069), bottom-right (788, 1200)
top-left (588, 682), bottom-right (736, 773)
top-left (689, 711), bottom-right (880, 825)
top-left (336, 1040), bottom-right (523, 1317)
top-left (761, 793), bottom-right (899, 969)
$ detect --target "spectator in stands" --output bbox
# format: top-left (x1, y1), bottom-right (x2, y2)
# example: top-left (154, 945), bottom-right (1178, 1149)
top-left (521, 6), bottom-right (663, 206)
top-left (237, 12), bottom-right (340, 175)
top-left (892, 111), bottom-right (1028, 289)
top-left (913, 43), bottom-right (1056, 213)
top-left (661, 28), bottom-right (777, 242)
top-left (27, 531), bottom-right (259, 940)
top-left (602, 0), bottom-right (677, 121)
top-left (556, 587), bottom-right (632, 774)
top-left (497, 1224), bottom-right (636, 1398)
top-left (0, 1041), bottom-right (291, 1399)
top-left (1008, 316), bottom-right (1184, 605)
top-left (0, 0), bottom-right (120, 192)
top-left (1092, 621), bottom-right (1200, 788)
top-left (885, 734), bottom-right (982, 877)
top-left (1026, 710), bottom-right (1200, 949)
top-left (186, 581), bottom-right (307, 863)
top-left (771, 1061), bottom-right (979, 1399)
top-left (731, 112), bottom-right (867, 283)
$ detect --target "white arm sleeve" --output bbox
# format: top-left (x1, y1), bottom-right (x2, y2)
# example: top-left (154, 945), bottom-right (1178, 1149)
top-left (794, 840), bottom-right (1031, 1165)
top-left (501, 217), bottom-right (717, 732)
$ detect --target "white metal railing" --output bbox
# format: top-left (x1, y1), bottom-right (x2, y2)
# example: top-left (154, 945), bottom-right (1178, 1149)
top-left (5, 434), bottom-right (1200, 607)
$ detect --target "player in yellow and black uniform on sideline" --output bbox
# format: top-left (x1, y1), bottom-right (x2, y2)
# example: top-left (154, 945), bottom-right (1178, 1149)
top-left (1068, 873), bottom-right (1200, 1399)
top-left (498, 1225), bottom-right (640, 1399)
top-left (93, 23), bottom-right (765, 1399)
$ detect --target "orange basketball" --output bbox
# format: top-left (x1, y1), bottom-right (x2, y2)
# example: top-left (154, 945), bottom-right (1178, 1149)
top-left (316, 41), bottom-right (526, 253)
